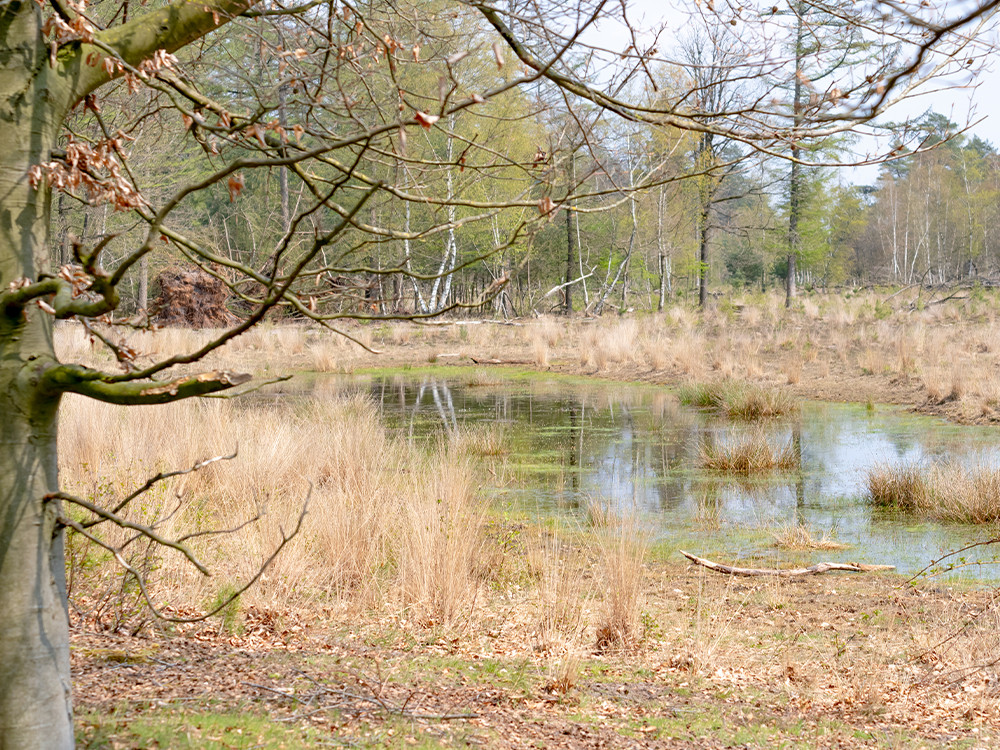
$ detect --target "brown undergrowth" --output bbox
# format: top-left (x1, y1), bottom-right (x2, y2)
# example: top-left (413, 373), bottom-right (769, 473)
top-left (56, 287), bottom-right (1000, 425)
top-left (72, 557), bottom-right (1000, 749)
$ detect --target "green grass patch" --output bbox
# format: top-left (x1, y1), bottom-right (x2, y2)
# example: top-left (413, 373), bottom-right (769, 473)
top-left (77, 708), bottom-right (327, 749)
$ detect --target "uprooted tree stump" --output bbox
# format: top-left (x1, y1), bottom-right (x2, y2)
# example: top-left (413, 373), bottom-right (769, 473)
top-left (152, 269), bottom-right (237, 328)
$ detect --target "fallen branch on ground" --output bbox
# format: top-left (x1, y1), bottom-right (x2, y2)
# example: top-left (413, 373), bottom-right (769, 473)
top-left (469, 356), bottom-right (533, 365)
top-left (680, 550), bottom-right (895, 576)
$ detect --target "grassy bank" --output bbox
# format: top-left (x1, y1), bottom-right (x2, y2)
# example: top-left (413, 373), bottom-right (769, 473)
top-left (56, 287), bottom-right (1000, 426)
top-left (56, 289), bottom-right (1000, 747)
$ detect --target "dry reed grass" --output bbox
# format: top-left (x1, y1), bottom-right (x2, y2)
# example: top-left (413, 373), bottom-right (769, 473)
top-left (670, 332), bottom-right (705, 375)
top-left (700, 430), bottom-right (798, 475)
top-left (866, 463), bottom-right (932, 511)
top-left (528, 317), bottom-right (562, 367)
top-left (594, 517), bottom-right (648, 653)
top-left (544, 650), bottom-right (582, 697)
top-left (783, 358), bottom-right (802, 385)
top-left (57, 288), bottom-right (1000, 430)
top-left (677, 381), bottom-right (797, 421)
top-left (464, 369), bottom-right (505, 388)
top-left (452, 424), bottom-right (508, 457)
top-left (645, 336), bottom-right (671, 370)
top-left (866, 461), bottom-right (1000, 523)
top-left (60, 393), bottom-right (491, 625)
top-left (530, 533), bottom-right (592, 652)
top-left (769, 523), bottom-right (848, 551)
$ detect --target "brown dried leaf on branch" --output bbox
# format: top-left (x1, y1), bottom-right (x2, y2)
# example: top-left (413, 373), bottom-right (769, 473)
top-left (227, 173), bottom-right (245, 202)
top-left (414, 111), bottom-right (439, 129)
top-left (27, 136), bottom-right (149, 210)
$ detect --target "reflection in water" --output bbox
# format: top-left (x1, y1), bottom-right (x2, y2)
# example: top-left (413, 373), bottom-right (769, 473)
top-left (338, 374), bottom-right (1000, 580)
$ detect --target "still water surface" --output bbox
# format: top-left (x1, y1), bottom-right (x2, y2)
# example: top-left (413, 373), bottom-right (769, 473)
top-left (339, 372), bottom-right (1000, 581)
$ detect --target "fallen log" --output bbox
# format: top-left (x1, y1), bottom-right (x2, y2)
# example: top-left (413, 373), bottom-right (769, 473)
top-left (680, 550), bottom-right (895, 577)
top-left (469, 357), bottom-right (534, 365)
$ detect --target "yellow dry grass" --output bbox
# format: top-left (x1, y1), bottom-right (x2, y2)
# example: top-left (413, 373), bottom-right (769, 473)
top-left (769, 523), bottom-right (848, 551)
top-left (867, 461), bottom-right (1000, 523)
top-left (699, 429), bottom-right (798, 475)
top-left (60, 393), bottom-right (492, 625)
top-left (54, 287), bottom-right (1000, 425)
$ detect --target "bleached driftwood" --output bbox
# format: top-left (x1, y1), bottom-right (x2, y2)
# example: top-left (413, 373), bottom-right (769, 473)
top-left (469, 356), bottom-right (533, 365)
top-left (680, 550), bottom-right (895, 577)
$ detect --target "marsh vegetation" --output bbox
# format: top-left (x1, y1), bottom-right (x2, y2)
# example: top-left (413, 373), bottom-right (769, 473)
top-left (58, 291), bottom-right (1000, 747)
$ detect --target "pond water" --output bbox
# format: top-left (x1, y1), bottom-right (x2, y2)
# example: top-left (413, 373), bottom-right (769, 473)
top-left (338, 371), bottom-right (1000, 582)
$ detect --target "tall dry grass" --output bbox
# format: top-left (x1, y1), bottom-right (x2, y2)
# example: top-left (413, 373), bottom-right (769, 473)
top-left (677, 380), bottom-right (798, 420)
top-left (530, 533), bottom-right (592, 652)
top-left (594, 517), bottom-right (649, 653)
top-left (866, 461), bottom-right (1000, 523)
top-left (700, 429), bottom-right (798, 475)
top-left (60, 393), bottom-right (491, 625)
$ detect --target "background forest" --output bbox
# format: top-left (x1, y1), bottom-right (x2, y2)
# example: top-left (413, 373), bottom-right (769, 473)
top-left (52, 1), bottom-right (1000, 323)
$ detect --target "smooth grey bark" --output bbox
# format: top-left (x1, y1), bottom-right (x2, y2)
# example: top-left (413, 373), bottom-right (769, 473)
top-left (278, 84), bottom-right (291, 232)
top-left (696, 132), bottom-right (715, 309)
top-left (656, 185), bottom-right (671, 309)
top-left (138, 254), bottom-right (149, 313)
top-left (0, 348), bottom-right (71, 750)
top-left (564, 153), bottom-right (576, 315)
top-left (0, 6), bottom-right (75, 746)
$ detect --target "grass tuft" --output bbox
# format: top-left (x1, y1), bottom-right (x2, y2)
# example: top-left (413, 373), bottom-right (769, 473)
top-left (677, 381), bottom-right (797, 421)
top-left (594, 517), bottom-right (648, 653)
top-left (866, 463), bottom-right (932, 511)
top-left (770, 523), bottom-right (848, 551)
top-left (700, 430), bottom-right (798, 475)
top-left (866, 461), bottom-right (1000, 523)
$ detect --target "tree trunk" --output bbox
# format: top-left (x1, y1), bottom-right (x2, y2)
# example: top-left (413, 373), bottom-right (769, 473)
top-left (786, 3), bottom-right (805, 309)
top-left (0, 355), bottom-right (72, 749)
top-left (698, 204), bottom-right (710, 308)
top-left (278, 84), bottom-right (291, 233)
top-left (139, 254), bottom-right (149, 314)
top-left (565, 192), bottom-right (574, 314)
top-left (0, 8), bottom-right (76, 743)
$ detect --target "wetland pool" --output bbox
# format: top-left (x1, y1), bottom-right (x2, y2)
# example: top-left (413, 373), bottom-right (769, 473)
top-left (335, 372), bottom-right (1000, 582)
